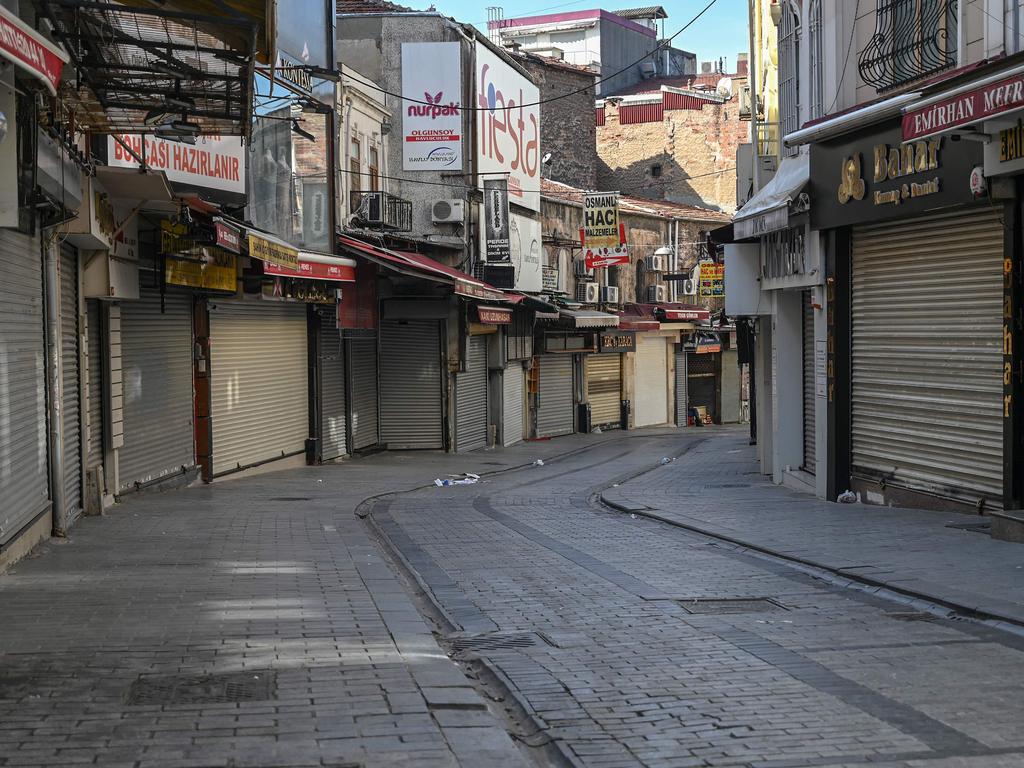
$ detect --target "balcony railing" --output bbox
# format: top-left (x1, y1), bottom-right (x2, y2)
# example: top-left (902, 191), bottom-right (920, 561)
top-left (349, 191), bottom-right (413, 232)
top-left (858, 0), bottom-right (958, 93)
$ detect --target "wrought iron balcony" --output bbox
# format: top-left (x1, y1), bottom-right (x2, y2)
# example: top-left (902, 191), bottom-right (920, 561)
top-left (858, 0), bottom-right (958, 93)
top-left (350, 191), bottom-right (413, 232)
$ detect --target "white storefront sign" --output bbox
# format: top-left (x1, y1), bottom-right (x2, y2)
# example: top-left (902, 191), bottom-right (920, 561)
top-left (509, 212), bottom-right (541, 292)
top-left (475, 42), bottom-right (540, 211)
top-left (107, 134), bottom-right (245, 196)
top-left (401, 42), bottom-right (462, 171)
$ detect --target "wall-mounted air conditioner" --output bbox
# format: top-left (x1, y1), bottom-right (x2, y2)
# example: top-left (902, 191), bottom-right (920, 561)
top-left (577, 281), bottom-right (600, 303)
top-left (432, 199), bottom-right (465, 224)
top-left (681, 278), bottom-right (697, 296)
top-left (647, 284), bottom-right (667, 302)
top-left (646, 255), bottom-right (666, 272)
top-left (601, 286), bottom-right (620, 304)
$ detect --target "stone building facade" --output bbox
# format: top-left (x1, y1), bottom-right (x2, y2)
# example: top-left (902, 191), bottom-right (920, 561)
top-left (511, 51), bottom-right (598, 191)
top-left (596, 68), bottom-right (749, 213)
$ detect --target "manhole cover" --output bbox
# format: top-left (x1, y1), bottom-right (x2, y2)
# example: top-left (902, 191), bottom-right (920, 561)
top-left (677, 598), bottom-right (785, 614)
top-left (127, 671), bottom-right (276, 705)
top-left (268, 497), bottom-right (313, 502)
top-left (448, 632), bottom-right (538, 653)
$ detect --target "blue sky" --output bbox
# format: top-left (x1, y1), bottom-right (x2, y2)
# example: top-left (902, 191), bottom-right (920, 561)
top-left (430, 0), bottom-right (749, 72)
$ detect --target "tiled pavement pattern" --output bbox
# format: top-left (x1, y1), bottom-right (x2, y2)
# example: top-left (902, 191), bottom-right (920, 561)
top-left (0, 431), bottom-right (662, 768)
top-left (377, 429), bottom-right (1024, 768)
top-left (602, 433), bottom-right (1024, 626)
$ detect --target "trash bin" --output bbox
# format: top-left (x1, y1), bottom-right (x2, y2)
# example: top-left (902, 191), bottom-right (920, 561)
top-left (620, 399), bottom-right (630, 430)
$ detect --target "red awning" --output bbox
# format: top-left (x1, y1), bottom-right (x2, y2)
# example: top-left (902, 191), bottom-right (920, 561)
top-left (339, 235), bottom-right (512, 303)
top-left (618, 317), bottom-right (661, 331)
top-left (264, 252), bottom-right (357, 282)
top-left (660, 307), bottom-right (709, 322)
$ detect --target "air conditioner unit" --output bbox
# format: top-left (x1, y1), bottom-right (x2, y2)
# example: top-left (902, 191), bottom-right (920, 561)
top-left (681, 278), bottom-right (697, 296)
top-left (647, 284), bottom-right (667, 302)
top-left (646, 255), bottom-right (666, 272)
top-left (577, 281), bottom-right (600, 303)
top-left (574, 258), bottom-right (593, 278)
top-left (601, 286), bottom-right (620, 304)
top-left (432, 199), bottom-right (465, 224)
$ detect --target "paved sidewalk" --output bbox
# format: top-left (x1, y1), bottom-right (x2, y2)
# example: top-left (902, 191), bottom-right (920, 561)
top-left (603, 431), bottom-right (1024, 628)
top-left (0, 429), bottom-right (656, 768)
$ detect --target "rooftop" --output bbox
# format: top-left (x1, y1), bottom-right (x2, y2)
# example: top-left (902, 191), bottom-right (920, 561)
top-left (540, 178), bottom-right (730, 222)
top-left (607, 72), bottom-right (741, 97)
top-left (508, 49), bottom-right (600, 76)
top-left (613, 6), bottom-right (668, 19)
top-left (336, 0), bottom-right (421, 13)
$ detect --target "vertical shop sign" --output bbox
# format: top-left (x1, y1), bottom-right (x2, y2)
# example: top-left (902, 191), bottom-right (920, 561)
top-left (483, 178), bottom-right (511, 262)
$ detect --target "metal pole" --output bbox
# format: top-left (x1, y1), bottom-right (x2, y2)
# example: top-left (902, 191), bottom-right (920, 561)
top-left (43, 232), bottom-right (67, 535)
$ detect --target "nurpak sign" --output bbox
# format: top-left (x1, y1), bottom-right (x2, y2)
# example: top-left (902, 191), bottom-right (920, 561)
top-left (903, 72), bottom-right (1024, 141)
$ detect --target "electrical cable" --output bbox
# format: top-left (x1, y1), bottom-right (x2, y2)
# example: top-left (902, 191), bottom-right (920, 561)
top-left (337, 0), bottom-right (721, 112)
top-left (826, 0), bottom-right (860, 114)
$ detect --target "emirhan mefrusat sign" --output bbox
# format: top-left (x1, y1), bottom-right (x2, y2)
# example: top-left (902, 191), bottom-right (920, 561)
top-left (903, 72), bottom-right (1024, 141)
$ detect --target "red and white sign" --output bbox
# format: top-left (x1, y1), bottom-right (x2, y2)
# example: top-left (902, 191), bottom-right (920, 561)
top-left (0, 7), bottom-right (68, 96)
top-left (661, 308), bottom-right (710, 321)
top-left (476, 305), bottom-right (512, 324)
top-left (585, 245), bottom-right (629, 270)
top-left (903, 72), bottom-right (1024, 141)
top-left (402, 42), bottom-right (462, 170)
top-left (264, 257), bottom-right (356, 282)
top-left (108, 134), bottom-right (245, 196)
top-left (215, 220), bottom-right (241, 253)
top-left (475, 42), bottom-right (540, 211)
top-left (455, 278), bottom-right (506, 302)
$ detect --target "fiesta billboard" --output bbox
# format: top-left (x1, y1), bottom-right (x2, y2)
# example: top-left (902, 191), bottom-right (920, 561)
top-left (475, 42), bottom-right (540, 211)
top-left (402, 42), bottom-right (462, 171)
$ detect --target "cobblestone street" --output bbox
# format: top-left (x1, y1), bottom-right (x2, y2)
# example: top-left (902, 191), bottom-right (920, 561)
top-left (6, 428), bottom-right (1024, 767)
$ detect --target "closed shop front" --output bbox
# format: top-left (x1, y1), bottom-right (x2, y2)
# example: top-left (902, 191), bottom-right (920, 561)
top-left (502, 362), bottom-right (525, 446)
top-left (802, 290), bottom-right (816, 475)
top-left (0, 231), bottom-right (48, 546)
top-left (85, 300), bottom-right (105, 480)
top-left (587, 354), bottom-right (622, 427)
top-left (380, 319), bottom-right (444, 450)
top-left (456, 334), bottom-right (488, 452)
top-left (346, 332), bottom-right (379, 451)
top-left (60, 244), bottom-right (82, 522)
top-left (210, 301), bottom-right (309, 476)
top-left (687, 351), bottom-right (718, 424)
top-left (635, 335), bottom-right (669, 427)
top-left (851, 208), bottom-right (1004, 505)
top-left (119, 287), bottom-right (195, 491)
top-left (319, 312), bottom-right (346, 462)
top-left (675, 347), bottom-right (688, 426)
top-left (536, 354), bottom-right (575, 438)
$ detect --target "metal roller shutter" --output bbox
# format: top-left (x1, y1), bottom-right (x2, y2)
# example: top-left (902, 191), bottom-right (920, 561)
top-left (346, 334), bottom-right (379, 451)
top-left (456, 335), bottom-right (488, 452)
top-left (119, 288), bottom-right (195, 491)
top-left (211, 302), bottom-right (309, 475)
top-left (802, 290), bottom-right (816, 474)
top-left (675, 348), bottom-right (688, 426)
top-left (537, 354), bottom-right (574, 437)
top-left (319, 312), bottom-right (346, 461)
top-left (587, 354), bottom-right (621, 426)
top-left (0, 231), bottom-right (48, 546)
top-left (60, 245), bottom-right (82, 521)
top-left (379, 319), bottom-right (443, 449)
top-left (851, 208), bottom-right (1004, 504)
top-left (502, 362), bottom-right (525, 447)
top-left (85, 300), bottom-right (103, 468)
top-left (635, 335), bottom-right (669, 427)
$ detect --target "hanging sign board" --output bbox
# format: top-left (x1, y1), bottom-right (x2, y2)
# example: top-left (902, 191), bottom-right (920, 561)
top-left (476, 305), bottom-right (512, 324)
top-left (165, 248), bottom-right (237, 292)
top-left (583, 192), bottom-right (621, 249)
top-left (0, 6), bottom-right (68, 96)
top-left (483, 178), bottom-right (511, 262)
top-left (903, 70), bottom-right (1024, 141)
top-left (263, 256), bottom-right (355, 282)
top-left (698, 262), bottom-right (725, 297)
top-left (248, 231), bottom-right (299, 270)
top-left (215, 220), bottom-right (241, 252)
top-left (584, 240), bottom-right (629, 270)
top-left (402, 42), bottom-right (462, 170)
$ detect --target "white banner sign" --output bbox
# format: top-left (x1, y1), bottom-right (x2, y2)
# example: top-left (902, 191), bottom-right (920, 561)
top-left (475, 43), bottom-right (540, 211)
top-left (107, 134), bottom-right (245, 196)
top-left (401, 42), bottom-right (463, 171)
top-left (510, 213), bottom-right (541, 292)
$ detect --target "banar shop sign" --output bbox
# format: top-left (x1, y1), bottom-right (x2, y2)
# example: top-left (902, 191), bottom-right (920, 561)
top-left (108, 134), bottom-right (245, 202)
top-left (599, 331), bottom-right (635, 353)
top-left (476, 42), bottom-right (540, 211)
top-left (811, 120), bottom-right (982, 229)
top-left (402, 42), bottom-right (462, 171)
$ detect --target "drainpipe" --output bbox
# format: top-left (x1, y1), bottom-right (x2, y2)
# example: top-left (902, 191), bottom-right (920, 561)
top-left (748, 0), bottom-right (761, 191)
top-left (43, 233), bottom-right (66, 536)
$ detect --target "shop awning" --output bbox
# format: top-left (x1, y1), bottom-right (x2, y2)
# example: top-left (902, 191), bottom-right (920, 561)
top-left (657, 305), bottom-right (710, 322)
top-left (95, 166), bottom-right (176, 207)
top-left (733, 154), bottom-right (809, 240)
top-left (0, 6), bottom-right (68, 95)
top-left (263, 251), bottom-right (357, 282)
top-left (618, 317), bottom-right (660, 331)
top-left (338, 234), bottom-right (511, 303)
top-left (545, 309), bottom-right (620, 329)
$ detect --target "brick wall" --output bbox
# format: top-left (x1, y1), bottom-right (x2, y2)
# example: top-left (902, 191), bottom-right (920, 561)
top-left (518, 56), bottom-right (598, 191)
top-left (596, 87), bottom-right (748, 213)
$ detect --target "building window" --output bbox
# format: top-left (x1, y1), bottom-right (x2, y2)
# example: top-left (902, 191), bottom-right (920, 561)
top-left (779, 1), bottom-right (801, 156)
top-left (651, 163), bottom-right (663, 177)
top-left (1008, 0), bottom-right (1024, 55)
top-left (809, 0), bottom-right (824, 120)
top-left (859, 0), bottom-right (957, 92)
top-left (369, 146), bottom-right (380, 191)
top-left (350, 136), bottom-right (361, 193)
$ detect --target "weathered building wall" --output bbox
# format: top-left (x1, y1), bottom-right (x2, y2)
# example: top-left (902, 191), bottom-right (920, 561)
top-left (596, 94), bottom-right (747, 213)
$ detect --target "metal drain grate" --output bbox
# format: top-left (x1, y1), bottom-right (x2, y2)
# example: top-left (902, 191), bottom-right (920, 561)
top-left (127, 671), bottom-right (276, 705)
top-left (677, 598), bottom-right (785, 614)
top-left (448, 632), bottom-right (538, 653)
top-left (886, 611), bottom-right (941, 622)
